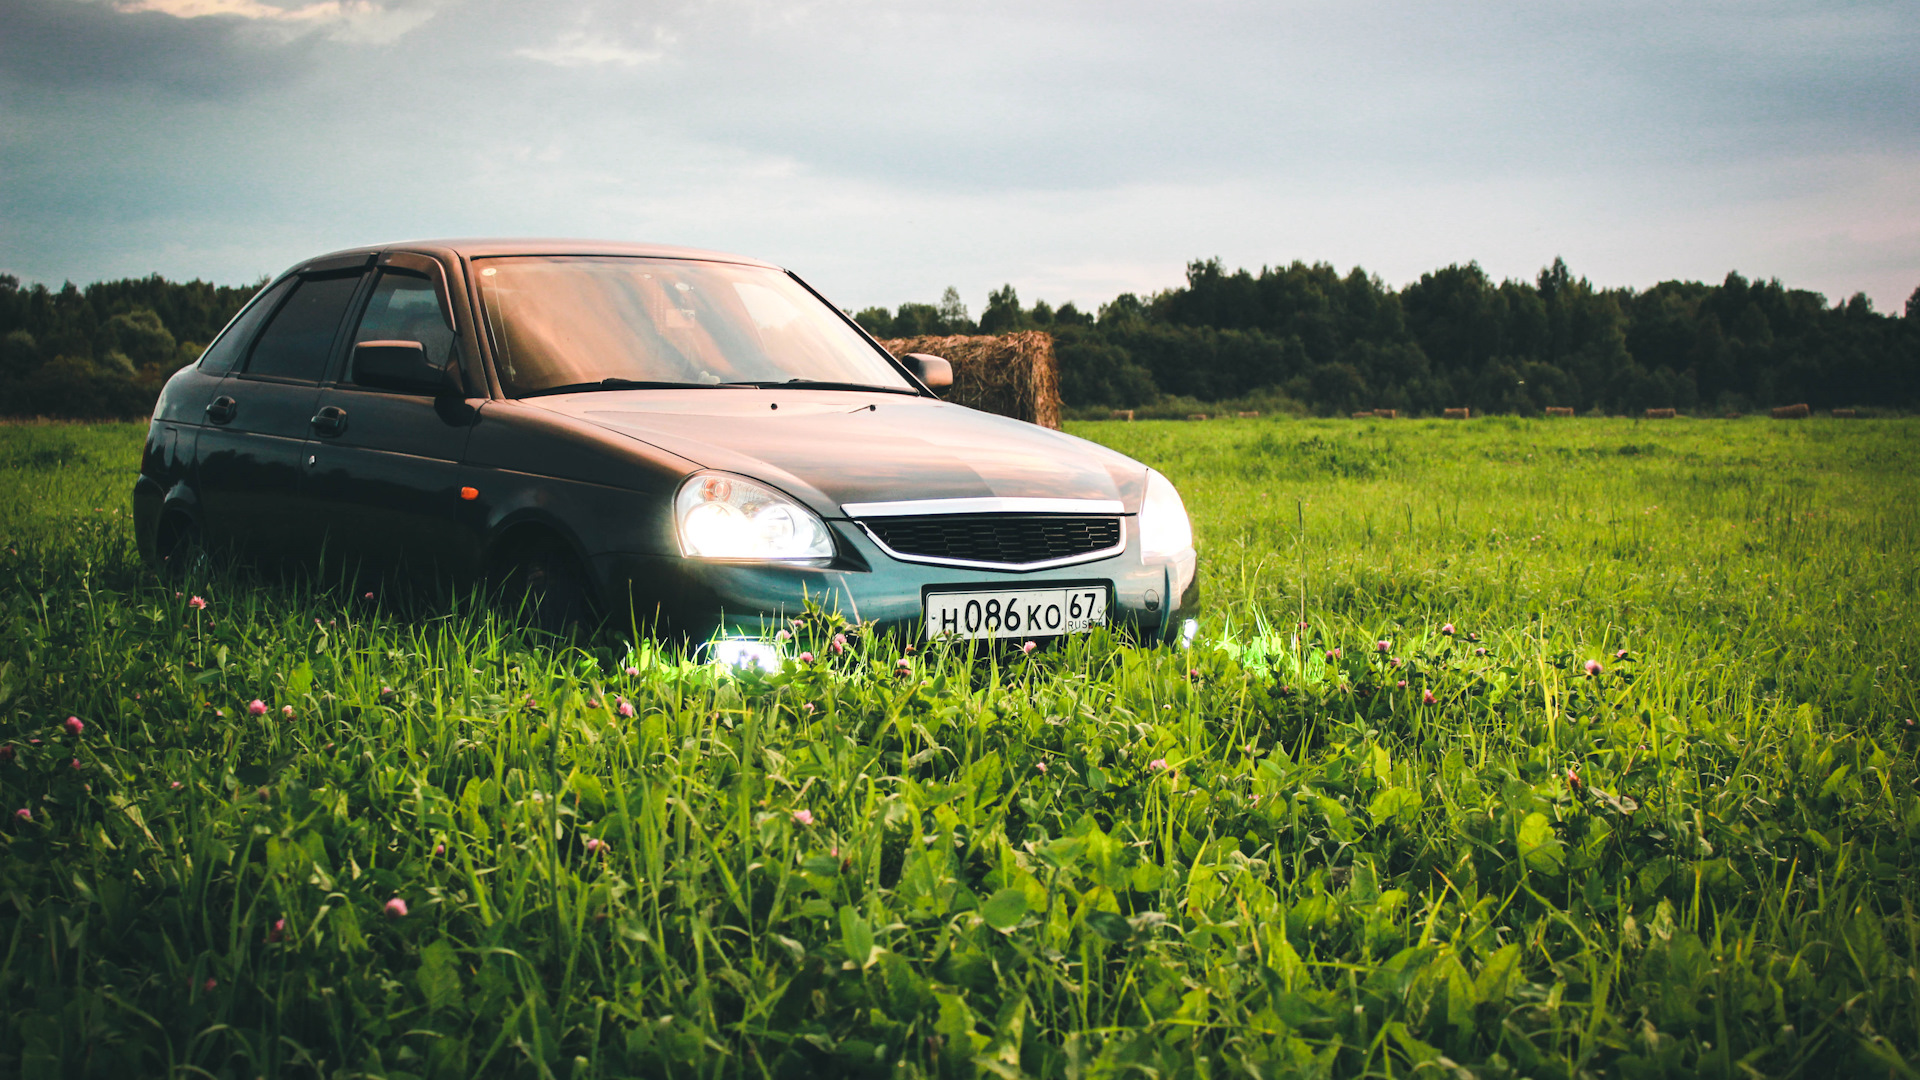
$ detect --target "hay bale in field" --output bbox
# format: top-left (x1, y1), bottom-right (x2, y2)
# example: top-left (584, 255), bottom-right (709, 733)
top-left (1238, 411), bottom-right (1261, 418)
top-left (1444, 407), bottom-right (1470, 420)
top-left (1831, 408), bottom-right (1857, 418)
top-left (879, 331), bottom-right (1061, 429)
top-left (1645, 407), bottom-right (1677, 419)
top-left (1771, 403), bottom-right (1810, 420)
top-left (1351, 411), bottom-right (1373, 419)
top-left (1373, 409), bottom-right (1397, 419)
top-left (1545, 406), bottom-right (1575, 417)
top-left (1187, 413), bottom-right (1210, 421)
top-left (1109, 409), bottom-right (1135, 421)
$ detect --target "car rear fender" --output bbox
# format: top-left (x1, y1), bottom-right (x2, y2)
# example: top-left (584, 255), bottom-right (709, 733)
top-left (139, 483), bottom-right (203, 568)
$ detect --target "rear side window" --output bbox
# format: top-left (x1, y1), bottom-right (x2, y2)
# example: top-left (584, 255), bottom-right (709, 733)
top-left (243, 272), bottom-right (364, 382)
top-left (196, 278), bottom-right (292, 375)
top-left (351, 270), bottom-right (461, 374)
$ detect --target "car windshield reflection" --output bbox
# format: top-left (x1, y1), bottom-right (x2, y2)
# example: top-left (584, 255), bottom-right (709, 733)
top-left (476, 256), bottom-right (916, 398)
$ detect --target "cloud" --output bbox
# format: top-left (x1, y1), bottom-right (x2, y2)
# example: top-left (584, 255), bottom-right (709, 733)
top-left (1, 0), bottom-right (1914, 310)
top-left (115, 0), bottom-right (338, 22)
top-left (515, 27), bottom-right (670, 68)
top-left (113, 0), bottom-right (445, 43)
top-left (0, 0), bottom-right (303, 95)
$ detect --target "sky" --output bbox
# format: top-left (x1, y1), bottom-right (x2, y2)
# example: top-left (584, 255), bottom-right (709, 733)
top-left (2, 0), bottom-right (1916, 315)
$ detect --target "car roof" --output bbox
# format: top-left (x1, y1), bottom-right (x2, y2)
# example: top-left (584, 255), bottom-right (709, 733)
top-left (298, 238), bottom-right (781, 271)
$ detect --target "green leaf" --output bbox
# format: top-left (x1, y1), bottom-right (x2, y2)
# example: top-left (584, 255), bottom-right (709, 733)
top-left (981, 888), bottom-right (1029, 931)
top-left (839, 904), bottom-right (877, 967)
top-left (417, 939), bottom-right (462, 1011)
top-left (287, 661), bottom-right (313, 699)
top-left (1368, 786), bottom-right (1422, 825)
top-left (1085, 909), bottom-right (1132, 942)
top-left (1472, 943), bottom-right (1522, 1004)
top-left (1819, 764), bottom-right (1852, 800)
top-left (1516, 811), bottom-right (1564, 874)
top-left (934, 991), bottom-right (987, 1054)
top-left (770, 934), bottom-right (806, 964)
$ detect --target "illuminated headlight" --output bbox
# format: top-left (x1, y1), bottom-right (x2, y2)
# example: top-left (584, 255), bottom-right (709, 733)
top-left (1137, 469), bottom-right (1194, 558)
top-left (704, 638), bottom-right (781, 670)
top-left (675, 472), bottom-right (833, 559)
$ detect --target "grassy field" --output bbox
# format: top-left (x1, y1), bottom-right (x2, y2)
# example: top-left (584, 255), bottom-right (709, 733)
top-left (1, 416), bottom-right (1916, 1079)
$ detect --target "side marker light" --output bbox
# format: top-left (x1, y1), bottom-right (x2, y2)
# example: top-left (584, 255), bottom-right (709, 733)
top-left (459, 487), bottom-right (479, 501)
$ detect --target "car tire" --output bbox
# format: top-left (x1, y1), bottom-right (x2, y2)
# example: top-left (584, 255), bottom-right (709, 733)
top-left (499, 540), bottom-right (593, 636)
top-left (158, 512), bottom-right (210, 585)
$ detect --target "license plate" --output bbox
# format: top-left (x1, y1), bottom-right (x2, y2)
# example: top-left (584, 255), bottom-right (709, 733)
top-left (923, 586), bottom-right (1109, 641)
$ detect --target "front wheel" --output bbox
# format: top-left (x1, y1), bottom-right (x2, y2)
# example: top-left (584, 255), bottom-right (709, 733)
top-left (497, 540), bottom-right (594, 636)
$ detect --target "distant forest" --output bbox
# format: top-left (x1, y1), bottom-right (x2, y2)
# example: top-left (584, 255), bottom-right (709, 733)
top-left (856, 259), bottom-right (1920, 417)
top-left (0, 274), bottom-right (259, 418)
top-left (2, 259), bottom-right (1916, 418)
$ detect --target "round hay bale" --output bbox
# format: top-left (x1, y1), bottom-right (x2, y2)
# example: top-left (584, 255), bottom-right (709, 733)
top-left (878, 331), bottom-right (1062, 429)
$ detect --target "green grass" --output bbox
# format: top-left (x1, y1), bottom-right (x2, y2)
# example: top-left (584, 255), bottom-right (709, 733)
top-left (1, 416), bottom-right (1917, 1079)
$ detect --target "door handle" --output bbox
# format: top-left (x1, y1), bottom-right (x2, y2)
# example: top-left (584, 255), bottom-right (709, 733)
top-left (310, 405), bottom-right (348, 437)
top-left (205, 396), bottom-right (237, 424)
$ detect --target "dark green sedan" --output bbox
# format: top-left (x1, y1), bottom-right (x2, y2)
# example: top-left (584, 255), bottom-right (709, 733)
top-left (133, 239), bottom-right (1199, 655)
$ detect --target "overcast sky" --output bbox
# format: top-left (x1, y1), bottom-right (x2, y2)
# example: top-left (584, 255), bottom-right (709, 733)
top-left (2, 0), bottom-right (1915, 314)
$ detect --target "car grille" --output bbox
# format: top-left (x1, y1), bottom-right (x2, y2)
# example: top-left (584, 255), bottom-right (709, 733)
top-left (860, 514), bottom-right (1123, 567)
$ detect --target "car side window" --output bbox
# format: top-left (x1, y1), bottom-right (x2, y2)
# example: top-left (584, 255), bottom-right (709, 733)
top-left (242, 271), bottom-right (364, 382)
top-left (349, 270), bottom-right (460, 379)
top-left (196, 277), bottom-right (293, 375)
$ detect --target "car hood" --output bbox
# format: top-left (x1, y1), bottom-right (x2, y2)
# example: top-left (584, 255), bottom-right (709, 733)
top-left (527, 390), bottom-right (1146, 515)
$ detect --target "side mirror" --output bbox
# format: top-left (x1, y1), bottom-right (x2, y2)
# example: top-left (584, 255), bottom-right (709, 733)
top-left (903, 353), bottom-right (952, 391)
top-left (353, 340), bottom-right (461, 396)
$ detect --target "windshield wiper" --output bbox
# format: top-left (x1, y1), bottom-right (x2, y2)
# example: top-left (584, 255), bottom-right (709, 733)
top-left (520, 378), bottom-right (713, 397)
top-left (715, 378), bottom-right (921, 394)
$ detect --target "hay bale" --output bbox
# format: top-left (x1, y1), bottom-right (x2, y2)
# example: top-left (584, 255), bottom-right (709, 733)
top-left (1545, 406), bottom-right (1575, 417)
top-left (1831, 408), bottom-right (1857, 418)
top-left (1645, 407), bottom-right (1677, 419)
top-left (1372, 409), bottom-right (1397, 419)
top-left (879, 331), bottom-right (1061, 429)
top-left (1351, 411), bottom-right (1373, 419)
top-left (1109, 409), bottom-right (1135, 421)
top-left (1237, 411), bottom-right (1261, 418)
top-left (1771, 403), bottom-right (1810, 420)
top-left (1444, 407), bottom-right (1470, 420)
top-left (1187, 413), bottom-right (1210, 421)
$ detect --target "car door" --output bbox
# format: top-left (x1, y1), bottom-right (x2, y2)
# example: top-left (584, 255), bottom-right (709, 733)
top-left (195, 256), bottom-right (371, 561)
top-left (304, 253), bottom-right (483, 580)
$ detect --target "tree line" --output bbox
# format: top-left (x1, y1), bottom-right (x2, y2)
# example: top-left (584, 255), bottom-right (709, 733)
top-left (856, 259), bottom-right (1920, 416)
top-left (2, 260), bottom-right (1915, 418)
top-left (0, 274), bottom-right (259, 418)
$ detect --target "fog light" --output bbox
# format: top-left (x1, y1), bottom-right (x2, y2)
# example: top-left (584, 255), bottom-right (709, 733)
top-left (705, 638), bottom-right (780, 671)
top-left (1180, 619), bottom-right (1199, 648)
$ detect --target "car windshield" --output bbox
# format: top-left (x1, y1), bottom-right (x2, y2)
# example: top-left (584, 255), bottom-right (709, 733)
top-left (475, 256), bottom-right (916, 397)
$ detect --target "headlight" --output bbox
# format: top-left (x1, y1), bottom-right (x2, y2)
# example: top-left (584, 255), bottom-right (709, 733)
top-left (674, 472), bottom-right (833, 559)
top-left (1137, 469), bottom-right (1194, 557)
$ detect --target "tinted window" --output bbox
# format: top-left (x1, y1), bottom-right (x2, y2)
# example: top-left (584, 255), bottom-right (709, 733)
top-left (196, 278), bottom-right (292, 375)
top-left (351, 270), bottom-right (460, 376)
top-left (243, 272), bottom-right (363, 382)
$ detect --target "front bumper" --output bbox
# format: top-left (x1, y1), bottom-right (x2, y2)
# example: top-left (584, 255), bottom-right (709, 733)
top-left (593, 518), bottom-right (1199, 645)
